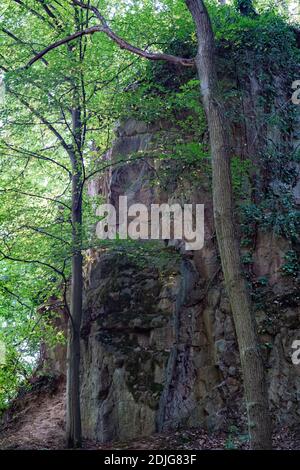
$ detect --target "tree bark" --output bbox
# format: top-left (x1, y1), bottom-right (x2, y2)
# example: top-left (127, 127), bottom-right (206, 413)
top-left (185, 0), bottom-right (272, 450)
top-left (66, 107), bottom-right (83, 449)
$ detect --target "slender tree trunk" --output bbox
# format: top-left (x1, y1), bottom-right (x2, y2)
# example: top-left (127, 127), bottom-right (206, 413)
top-left (65, 6), bottom-right (87, 446)
top-left (185, 0), bottom-right (272, 449)
top-left (66, 107), bottom-right (83, 448)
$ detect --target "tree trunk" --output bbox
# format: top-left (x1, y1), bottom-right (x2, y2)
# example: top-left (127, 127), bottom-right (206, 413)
top-left (185, 0), bottom-right (272, 449)
top-left (66, 232), bottom-right (82, 448)
top-left (66, 107), bottom-right (83, 449)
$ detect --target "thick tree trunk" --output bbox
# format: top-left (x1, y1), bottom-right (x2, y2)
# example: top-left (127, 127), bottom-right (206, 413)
top-left (66, 108), bottom-right (83, 449)
top-left (185, 0), bottom-right (272, 449)
top-left (66, 235), bottom-right (82, 448)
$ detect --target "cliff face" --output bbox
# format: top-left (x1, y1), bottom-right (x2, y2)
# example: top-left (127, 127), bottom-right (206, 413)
top-left (80, 72), bottom-right (300, 443)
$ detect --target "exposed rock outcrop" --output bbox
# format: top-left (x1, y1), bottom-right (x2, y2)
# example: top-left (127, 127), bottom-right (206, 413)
top-left (80, 94), bottom-right (300, 441)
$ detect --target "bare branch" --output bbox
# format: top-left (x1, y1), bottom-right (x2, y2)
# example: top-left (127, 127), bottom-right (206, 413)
top-left (26, 1), bottom-right (195, 68)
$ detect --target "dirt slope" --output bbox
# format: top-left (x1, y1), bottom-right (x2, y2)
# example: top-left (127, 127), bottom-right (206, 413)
top-left (0, 376), bottom-right (299, 450)
top-left (0, 377), bottom-right (65, 450)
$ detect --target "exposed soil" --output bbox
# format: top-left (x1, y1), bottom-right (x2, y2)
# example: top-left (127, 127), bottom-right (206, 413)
top-left (0, 376), bottom-right (66, 450)
top-left (0, 377), bottom-right (299, 450)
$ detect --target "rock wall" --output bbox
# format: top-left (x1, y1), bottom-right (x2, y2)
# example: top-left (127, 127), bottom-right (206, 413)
top-left (80, 88), bottom-right (300, 442)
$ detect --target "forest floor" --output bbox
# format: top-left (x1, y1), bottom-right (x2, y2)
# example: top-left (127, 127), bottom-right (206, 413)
top-left (0, 377), bottom-right (299, 450)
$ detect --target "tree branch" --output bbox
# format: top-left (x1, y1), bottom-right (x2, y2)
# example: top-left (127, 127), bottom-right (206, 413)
top-left (26, 1), bottom-right (195, 68)
top-left (6, 85), bottom-right (71, 154)
top-left (0, 188), bottom-right (71, 210)
top-left (26, 26), bottom-right (103, 67)
top-left (1, 142), bottom-right (71, 176)
top-left (12, 0), bottom-right (56, 28)
top-left (0, 249), bottom-right (65, 278)
top-left (16, 224), bottom-right (71, 246)
top-left (0, 285), bottom-right (34, 312)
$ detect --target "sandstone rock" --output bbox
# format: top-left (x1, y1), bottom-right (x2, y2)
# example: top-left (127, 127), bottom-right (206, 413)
top-left (78, 112), bottom-right (300, 442)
